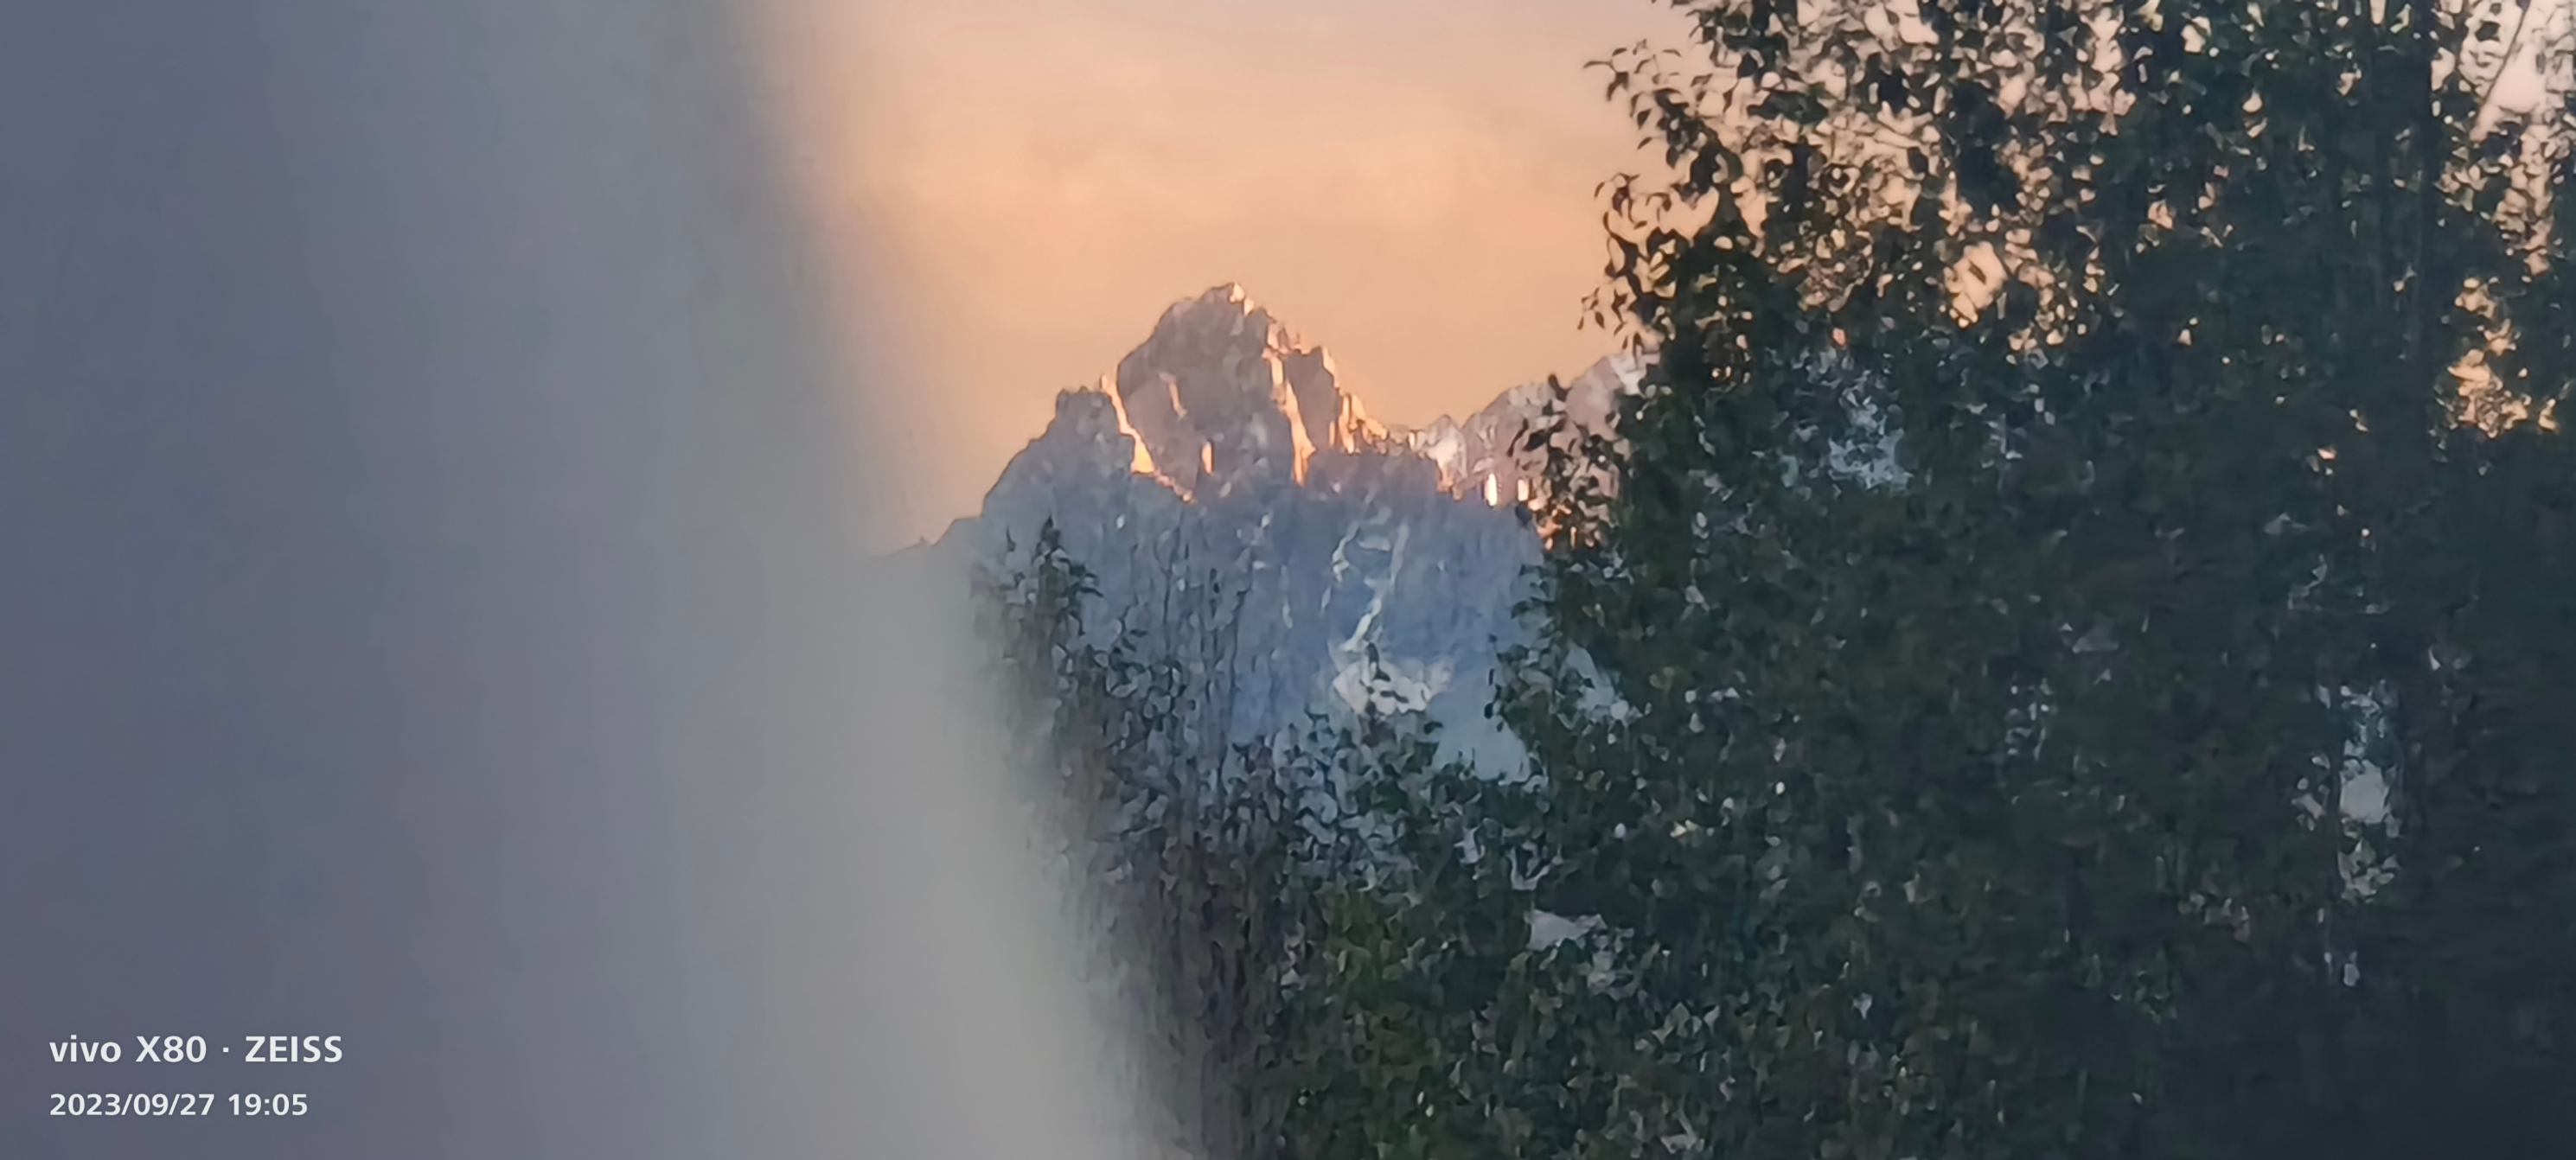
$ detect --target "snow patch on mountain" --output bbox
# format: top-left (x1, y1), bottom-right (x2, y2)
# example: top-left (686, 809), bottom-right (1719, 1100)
top-left (1396, 354), bottom-right (1640, 510)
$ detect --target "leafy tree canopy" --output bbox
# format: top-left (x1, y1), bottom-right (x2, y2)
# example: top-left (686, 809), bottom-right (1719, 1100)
top-left (1300, 0), bottom-right (2576, 1156)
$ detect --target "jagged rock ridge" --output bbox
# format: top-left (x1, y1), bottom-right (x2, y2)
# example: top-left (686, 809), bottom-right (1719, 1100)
top-left (925, 284), bottom-right (1640, 774)
top-left (1110, 284), bottom-right (1393, 496)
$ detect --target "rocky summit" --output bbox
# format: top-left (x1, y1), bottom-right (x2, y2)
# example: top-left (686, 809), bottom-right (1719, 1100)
top-left (917, 284), bottom-right (1639, 774)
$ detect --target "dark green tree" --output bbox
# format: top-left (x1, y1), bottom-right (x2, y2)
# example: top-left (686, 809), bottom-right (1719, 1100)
top-left (1313, 0), bottom-right (2576, 1156)
top-left (973, 523), bottom-right (1478, 1160)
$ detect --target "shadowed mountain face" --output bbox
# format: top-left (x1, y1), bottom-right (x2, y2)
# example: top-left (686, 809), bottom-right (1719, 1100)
top-left (921, 285), bottom-right (1639, 775)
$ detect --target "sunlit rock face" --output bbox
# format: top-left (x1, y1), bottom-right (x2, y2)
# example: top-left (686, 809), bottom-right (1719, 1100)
top-left (924, 285), bottom-right (1639, 777)
top-left (1109, 283), bottom-right (1390, 498)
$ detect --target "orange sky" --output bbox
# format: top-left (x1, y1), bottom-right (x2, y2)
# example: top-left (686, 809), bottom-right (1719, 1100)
top-left (758, 0), bottom-right (1695, 545)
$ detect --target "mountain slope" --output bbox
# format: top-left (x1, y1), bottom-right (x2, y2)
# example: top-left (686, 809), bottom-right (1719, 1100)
top-left (923, 284), bottom-right (1636, 774)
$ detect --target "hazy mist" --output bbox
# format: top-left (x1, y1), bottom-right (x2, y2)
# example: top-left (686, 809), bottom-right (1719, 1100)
top-left (1, 3), bottom-right (1146, 1157)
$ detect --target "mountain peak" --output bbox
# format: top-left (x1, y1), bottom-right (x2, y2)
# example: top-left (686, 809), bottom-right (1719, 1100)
top-left (1113, 285), bottom-right (1385, 498)
top-left (948, 291), bottom-right (1644, 778)
top-left (994, 287), bottom-right (1640, 517)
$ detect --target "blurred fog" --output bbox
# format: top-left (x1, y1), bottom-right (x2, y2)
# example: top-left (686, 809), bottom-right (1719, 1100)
top-left (0, 3), bottom-right (1141, 1157)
